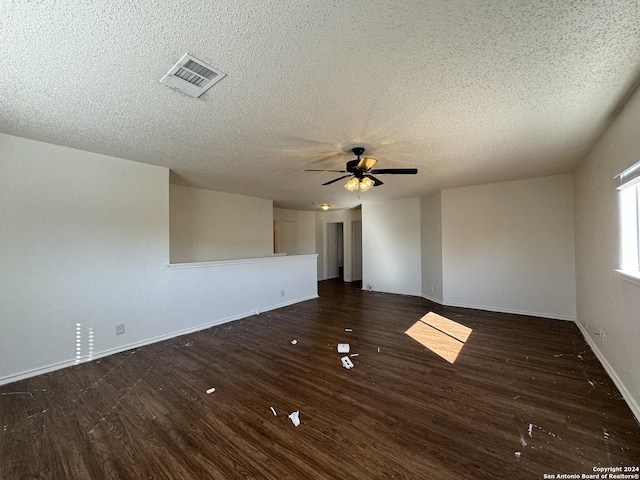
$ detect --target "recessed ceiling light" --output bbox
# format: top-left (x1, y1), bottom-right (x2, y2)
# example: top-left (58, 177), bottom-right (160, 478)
top-left (312, 203), bottom-right (331, 211)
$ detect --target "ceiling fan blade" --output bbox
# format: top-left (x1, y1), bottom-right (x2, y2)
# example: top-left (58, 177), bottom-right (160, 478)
top-left (305, 169), bottom-right (347, 172)
top-left (322, 175), bottom-right (352, 186)
top-left (370, 168), bottom-right (418, 175)
top-left (357, 157), bottom-right (378, 171)
top-left (366, 175), bottom-right (384, 186)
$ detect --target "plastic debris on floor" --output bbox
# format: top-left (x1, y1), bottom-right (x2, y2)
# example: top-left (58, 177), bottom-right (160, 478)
top-left (341, 356), bottom-right (354, 369)
top-left (289, 410), bottom-right (301, 427)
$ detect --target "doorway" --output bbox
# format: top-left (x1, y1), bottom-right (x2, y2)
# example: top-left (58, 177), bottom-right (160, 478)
top-left (326, 222), bottom-right (344, 280)
top-left (351, 220), bottom-right (362, 281)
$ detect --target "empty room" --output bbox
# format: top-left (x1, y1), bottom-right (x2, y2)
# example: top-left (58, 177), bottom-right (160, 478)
top-left (2, 1), bottom-right (640, 479)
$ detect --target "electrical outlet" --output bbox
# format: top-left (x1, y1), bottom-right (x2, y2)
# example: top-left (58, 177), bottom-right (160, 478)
top-left (430, 285), bottom-right (434, 292)
top-left (116, 323), bottom-right (125, 335)
top-left (280, 290), bottom-right (285, 297)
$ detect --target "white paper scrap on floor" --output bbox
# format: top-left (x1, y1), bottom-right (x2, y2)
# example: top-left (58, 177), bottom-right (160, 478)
top-left (288, 410), bottom-right (300, 427)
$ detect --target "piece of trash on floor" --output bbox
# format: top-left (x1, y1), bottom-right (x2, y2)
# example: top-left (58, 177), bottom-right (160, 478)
top-left (288, 410), bottom-right (300, 427)
top-left (528, 424), bottom-right (533, 437)
top-left (515, 452), bottom-right (521, 459)
top-left (270, 407), bottom-right (277, 416)
top-left (350, 353), bottom-right (359, 357)
top-left (341, 356), bottom-right (354, 369)
top-left (345, 328), bottom-right (352, 332)
top-left (337, 343), bottom-right (350, 353)
top-left (377, 347), bottom-right (380, 353)
top-left (206, 388), bottom-right (216, 395)
top-left (291, 339), bottom-right (298, 345)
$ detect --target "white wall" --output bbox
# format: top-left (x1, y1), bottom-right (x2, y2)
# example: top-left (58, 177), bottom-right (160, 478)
top-left (574, 85), bottom-right (640, 420)
top-left (315, 208), bottom-right (362, 282)
top-left (420, 192), bottom-right (443, 303)
top-left (170, 185), bottom-right (273, 263)
top-left (273, 208), bottom-right (316, 255)
top-left (441, 175), bottom-right (576, 320)
top-left (298, 211), bottom-right (316, 254)
top-left (273, 208), bottom-right (299, 223)
top-left (0, 134), bottom-right (318, 385)
top-left (0, 134), bottom-right (170, 381)
top-left (362, 198), bottom-right (422, 295)
top-left (166, 255), bottom-right (318, 335)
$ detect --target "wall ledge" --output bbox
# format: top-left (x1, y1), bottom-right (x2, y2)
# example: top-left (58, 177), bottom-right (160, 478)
top-left (616, 269), bottom-right (640, 287)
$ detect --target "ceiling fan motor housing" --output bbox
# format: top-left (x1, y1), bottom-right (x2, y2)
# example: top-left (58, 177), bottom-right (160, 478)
top-left (347, 147), bottom-right (367, 174)
top-left (346, 159), bottom-right (361, 174)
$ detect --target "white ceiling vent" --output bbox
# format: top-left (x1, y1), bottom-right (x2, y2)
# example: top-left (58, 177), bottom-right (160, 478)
top-left (160, 53), bottom-right (226, 98)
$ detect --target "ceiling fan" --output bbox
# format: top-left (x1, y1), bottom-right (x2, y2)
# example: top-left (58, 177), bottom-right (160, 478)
top-left (305, 147), bottom-right (418, 192)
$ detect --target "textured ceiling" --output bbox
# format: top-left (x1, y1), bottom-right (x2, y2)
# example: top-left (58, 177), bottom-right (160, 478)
top-left (2, 0), bottom-right (640, 210)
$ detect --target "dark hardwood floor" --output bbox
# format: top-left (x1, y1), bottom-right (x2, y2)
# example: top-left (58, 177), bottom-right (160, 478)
top-left (1, 279), bottom-right (639, 479)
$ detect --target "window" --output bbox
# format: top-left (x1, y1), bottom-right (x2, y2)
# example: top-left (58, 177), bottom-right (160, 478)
top-left (617, 160), bottom-right (640, 283)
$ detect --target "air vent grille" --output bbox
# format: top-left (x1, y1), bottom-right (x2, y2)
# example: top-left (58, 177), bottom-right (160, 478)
top-left (160, 53), bottom-right (226, 98)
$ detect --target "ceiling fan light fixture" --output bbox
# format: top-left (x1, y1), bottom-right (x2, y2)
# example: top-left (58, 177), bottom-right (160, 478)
top-left (344, 177), bottom-right (360, 191)
top-left (359, 176), bottom-right (375, 192)
top-left (312, 146), bottom-right (417, 191)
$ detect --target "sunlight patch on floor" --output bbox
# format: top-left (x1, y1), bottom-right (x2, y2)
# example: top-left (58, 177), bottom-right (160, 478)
top-left (405, 312), bottom-right (472, 364)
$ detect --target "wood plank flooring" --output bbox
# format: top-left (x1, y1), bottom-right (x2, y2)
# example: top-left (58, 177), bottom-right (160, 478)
top-left (1, 279), bottom-right (639, 479)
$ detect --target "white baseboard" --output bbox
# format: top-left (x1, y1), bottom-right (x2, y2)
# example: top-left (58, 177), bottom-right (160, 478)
top-left (361, 287), bottom-right (423, 297)
top-left (442, 300), bottom-right (575, 321)
top-left (0, 294), bottom-right (318, 387)
top-left (363, 291), bottom-right (572, 325)
top-left (574, 320), bottom-right (640, 425)
top-left (420, 295), bottom-right (574, 321)
top-left (420, 293), bottom-right (444, 305)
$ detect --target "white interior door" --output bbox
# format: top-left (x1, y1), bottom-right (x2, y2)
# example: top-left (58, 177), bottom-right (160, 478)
top-left (282, 220), bottom-right (299, 255)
